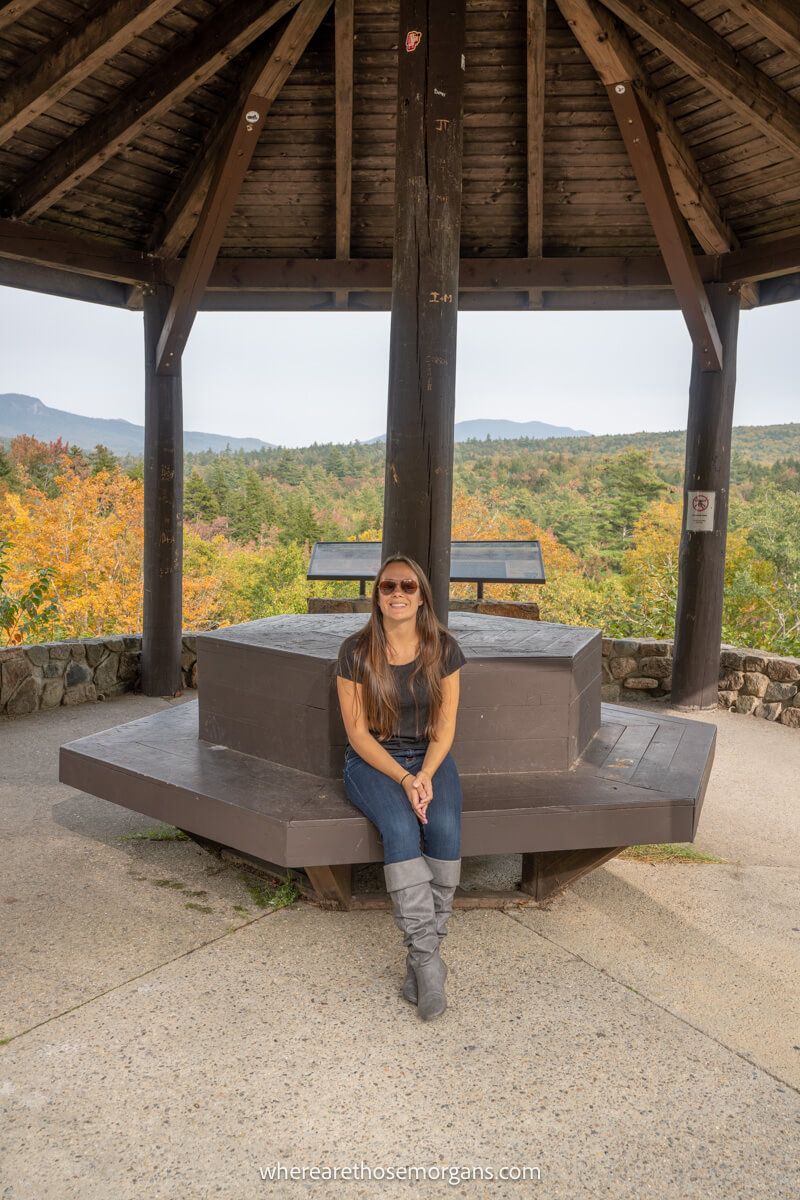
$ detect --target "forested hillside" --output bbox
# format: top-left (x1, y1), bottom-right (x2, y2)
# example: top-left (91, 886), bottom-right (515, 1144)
top-left (1, 424), bottom-right (798, 655)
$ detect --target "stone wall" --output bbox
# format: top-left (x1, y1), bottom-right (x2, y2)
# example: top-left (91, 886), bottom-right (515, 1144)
top-left (602, 638), bottom-right (800, 729)
top-left (0, 635), bottom-right (198, 718)
top-left (3, 627), bottom-right (800, 729)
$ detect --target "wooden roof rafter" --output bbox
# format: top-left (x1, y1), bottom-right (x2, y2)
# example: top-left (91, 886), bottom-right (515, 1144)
top-left (0, 0), bottom-right (180, 146)
top-left (600, 0), bottom-right (800, 162)
top-left (556, 0), bottom-right (758, 313)
top-left (3, 215), bottom-right (800, 294)
top-left (555, 0), bottom-right (736, 255)
top-left (154, 0), bottom-right (334, 375)
top-left (148, 28), bottom-right (298, 262)
top-left (0, 0), bottom-right (39, 36)
top-left (3, 0), bottom-right (302, 221)
top-left (0, 0), bottom-right (798, 312)
top-left (725, 1), bottom-right (800, 63)
top-left (607, 80), bottom-right (724, 370)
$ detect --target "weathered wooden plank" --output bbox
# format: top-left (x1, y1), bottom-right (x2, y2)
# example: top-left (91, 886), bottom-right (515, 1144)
top-left (304, 864), bottom-right (353, 908)
top-left (520, 846), bottom-right (626, 901)
top-left (0, 215), bottom-right (166, 283)
top-left (141, 283), bottom-right (184, 698)
top-left (607, 82), bottom-right (723, 370)
top-left (334, 0), bottom-right (353, 307)
top-left (149, 32), bottom-right (293, 259)
top-left (9, 0), bottom-right (301, 220)
top-left (593, 719), bottom-right (657, 781)
top-left (0, 255), bottom-right (128, 305)
top-left (726, 0), bottom-right (800, 62)
top-left (154, 0), bottom-right (332, 373)
top-left (672, 281), bottom-right (740, 710)
top-left (554, 0), bottom-right (741, 261)
top-left (602, 0), bottom-right (800, 162)
top-left (526, 0), bottom-right (546, 307)
top-left (59, 697), bottom-right (714, 869)
top-left (382, 0), bottom-right (467, 624)
top-left (0, 0), bottom-right (39, 36)
top-left (717, 230), bottom-right (800, 283)
top-left (0, 0), bottom-right (179, 146)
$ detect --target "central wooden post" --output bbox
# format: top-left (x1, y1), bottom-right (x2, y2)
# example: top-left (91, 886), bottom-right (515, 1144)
top-left (382, 0), bottom-right (466, 625)
top-left (672, 281), bottom-right (741, 710)
top-left (141, 284), bottom-right (184, 697)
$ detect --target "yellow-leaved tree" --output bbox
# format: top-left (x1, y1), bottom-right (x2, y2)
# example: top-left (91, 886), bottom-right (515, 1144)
top-left (619, 497), bottom-right (774, 643)
top-left (351, 489), bottom-right (624, 627)
top-left (1, 467), bottom-right (145, 641)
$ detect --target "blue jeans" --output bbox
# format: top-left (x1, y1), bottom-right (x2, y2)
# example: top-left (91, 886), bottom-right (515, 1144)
top-left (343, 744), bottom-right (462, 865)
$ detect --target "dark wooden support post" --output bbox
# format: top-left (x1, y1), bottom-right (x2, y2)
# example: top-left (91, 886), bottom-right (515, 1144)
top-left (521, 846), bottom-right (627, 902)
top-left (382, 0), bottom-right (466, 625)
top-left (304, 864), bottom-right (353, 909)
top-left (142, 284), bottom-right (184, 697)
top-left (607, 80), bottom-right (722, 371)
top-left (334, 0), bottom-right (354, 309)
top-left (672, 281), bottom-right (741, 711)
top-left (526, 0), bottom-right (546, 310)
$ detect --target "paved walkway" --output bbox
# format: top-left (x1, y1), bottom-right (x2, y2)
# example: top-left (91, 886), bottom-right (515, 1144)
top-left (1, 693), bottom-right (798, 1199)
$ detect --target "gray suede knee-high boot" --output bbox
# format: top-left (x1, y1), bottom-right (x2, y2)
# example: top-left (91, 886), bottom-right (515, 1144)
top-left (401, 854), bottom-right (461, 1006)
top-left (384, 856), bottom-right (448, 1021)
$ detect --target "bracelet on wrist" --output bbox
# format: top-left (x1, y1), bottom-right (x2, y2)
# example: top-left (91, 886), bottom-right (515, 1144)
top-left (399, 771), bottom-right (411, 786)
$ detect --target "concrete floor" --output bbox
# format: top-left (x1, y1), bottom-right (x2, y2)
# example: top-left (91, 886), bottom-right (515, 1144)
top-left (1, 692), bottom-right (798, 1200)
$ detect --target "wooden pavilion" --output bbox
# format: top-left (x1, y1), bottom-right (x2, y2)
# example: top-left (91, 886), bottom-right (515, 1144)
top-left (3, 0), bottom-right (798, 903)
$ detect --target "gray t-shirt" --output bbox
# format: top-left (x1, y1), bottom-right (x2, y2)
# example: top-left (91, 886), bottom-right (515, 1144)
top-left (336, 630), bottom-right (467, 751)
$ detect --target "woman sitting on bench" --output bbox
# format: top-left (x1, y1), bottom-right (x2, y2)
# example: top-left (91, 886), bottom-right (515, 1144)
top-left (335, 554), bottom-right (466, 1023)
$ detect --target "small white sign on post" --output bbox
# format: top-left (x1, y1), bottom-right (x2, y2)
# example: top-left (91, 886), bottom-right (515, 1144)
top-left (686, 490), bottom-right (716, 532)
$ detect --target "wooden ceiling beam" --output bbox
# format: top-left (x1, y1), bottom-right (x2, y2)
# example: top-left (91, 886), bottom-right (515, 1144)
top-left (601, 0), bottom-right (800, 162)
top-left (0, 257), bottom-right (128, 306)
top-left (607, 81), bottom-right (723, 369)
top-left (154, 0), bottom-right (332, 374)
top-left (333, 0), bottom-right (354, 309)
top-left (555, 0), bottom-right (758, 307)
top-left (0, 1), bottom-right (39, 36)
top-left (0, 216), bottom-right (165, 284)
top-left (555, 0), bottom-right (730, 254)
top-left (526, 0), bottom-right (547, 309)
top-left (148, 30), bottom-right (291, 259)
top-left (0, 0), bottom-right (179, 146)
top-left (726, 1), bottom-right (800, 62)
top-left (4, 216), bottom-right (800, 294)
top-left (758, 271), bottom-right (800, 307)
top-left (5, 0), bottom-right (300, 221)
top-left (717, 231), bottom-right (800, 284)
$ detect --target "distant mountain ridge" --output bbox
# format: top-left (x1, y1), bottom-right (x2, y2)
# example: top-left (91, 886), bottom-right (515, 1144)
top-left (0, 394), bottom-right (275, 455)
top-left (367, 417), bottom-right (593, 443)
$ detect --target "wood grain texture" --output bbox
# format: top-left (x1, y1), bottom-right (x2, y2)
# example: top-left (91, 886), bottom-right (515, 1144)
top-left (154, 0), bottom-right (332, 372)
top-left (58, 698), bottom-right (716, 868)
top-left (607, 81), bottom-right (723, 369)
top-left (0, 0), bottom-right (179, 145)
top-left (9, 0), bottom-right (301, 219)
top-left (602, 0), bottom-right (800, 161)
top-left (672, 280), bottom-right (741, 710)
top-left (0, 0), bottom-right (798, 305)
top-left (382, 0), bottom-right (467, 622)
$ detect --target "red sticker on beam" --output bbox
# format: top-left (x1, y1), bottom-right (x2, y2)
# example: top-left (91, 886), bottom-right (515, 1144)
top-left (405, 30), bottom-right (421, 52)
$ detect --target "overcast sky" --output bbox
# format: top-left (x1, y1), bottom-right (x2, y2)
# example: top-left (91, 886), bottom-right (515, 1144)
top-left (1, 285), bottom-right (797, 447)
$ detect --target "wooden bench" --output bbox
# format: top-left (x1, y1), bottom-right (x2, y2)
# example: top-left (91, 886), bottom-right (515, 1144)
top-left (58, 613), bottom-right (715, 908)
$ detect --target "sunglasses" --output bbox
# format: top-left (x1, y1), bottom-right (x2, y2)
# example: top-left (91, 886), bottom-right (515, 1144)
top-left (378, 578), bottom-right (419, 595)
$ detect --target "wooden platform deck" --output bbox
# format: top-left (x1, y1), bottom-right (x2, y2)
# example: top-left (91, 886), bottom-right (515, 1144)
top-left (59, 699), bottom-right (715, 907)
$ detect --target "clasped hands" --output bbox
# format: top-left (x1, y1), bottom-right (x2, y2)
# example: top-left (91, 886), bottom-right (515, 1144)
top-left (401, 770), bottom-right (433, 823)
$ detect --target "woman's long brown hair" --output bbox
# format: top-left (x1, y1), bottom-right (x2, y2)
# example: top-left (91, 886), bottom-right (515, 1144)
top-left (347, 555), bottom-right (451, 742)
